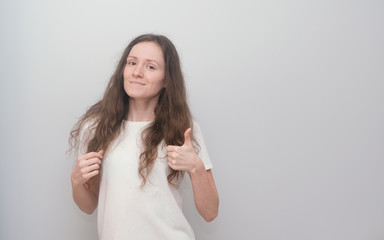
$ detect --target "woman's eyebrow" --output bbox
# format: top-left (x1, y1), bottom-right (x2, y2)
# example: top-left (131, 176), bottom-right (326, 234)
top-left (147, 59), bottom-right (160, 66)
top-left (127, 55), bottom-right (160, 65)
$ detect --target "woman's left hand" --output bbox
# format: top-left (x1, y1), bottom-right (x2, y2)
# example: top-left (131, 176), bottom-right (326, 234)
top-left (166, 128), bottom-right (205, 173)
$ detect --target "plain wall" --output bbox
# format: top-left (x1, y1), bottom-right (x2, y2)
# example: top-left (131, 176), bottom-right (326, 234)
top-left (1, 0), bottom-right (383, 239)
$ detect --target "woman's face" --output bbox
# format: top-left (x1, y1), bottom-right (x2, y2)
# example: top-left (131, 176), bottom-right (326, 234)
top-left (123, 41), bottom-right (166, 101)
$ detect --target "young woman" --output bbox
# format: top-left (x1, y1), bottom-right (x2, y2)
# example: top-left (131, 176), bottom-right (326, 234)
top-left (70, 34), bottom-right (219, 239)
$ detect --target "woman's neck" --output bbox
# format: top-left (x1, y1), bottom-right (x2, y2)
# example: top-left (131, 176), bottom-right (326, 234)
top-left (126, 97), bottom-right (157, 122)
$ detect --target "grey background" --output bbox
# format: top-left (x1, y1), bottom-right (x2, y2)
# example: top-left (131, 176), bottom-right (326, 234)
top-left (1, 0), bottom-right (383, 239)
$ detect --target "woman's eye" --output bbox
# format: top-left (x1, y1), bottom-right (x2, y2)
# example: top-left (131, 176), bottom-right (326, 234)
top-left (127, 61), bottom-right (136, 65)
top-left (147, 65), bottom-right (156, 70)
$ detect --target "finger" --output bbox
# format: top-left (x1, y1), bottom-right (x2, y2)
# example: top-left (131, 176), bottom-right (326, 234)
top-left (81, 151), bottom-right (103, 161)
top-left (80, 162), bottom-right (99, 174)
top-left (168, 161), bottom-right (183, 171)
top-left (85, 163), bottom-right (100, 173)
top-left (83, 170), bottom-right (99, 180)
top-left (167, 151), bottom-right (179, 160)
top-left (166, 145), bottom-right (179, 152)
top-left (168, 161), bottom-right (176, 170)
top-left (168, 161), bottom-right (173, 169)
top-left (87, 157), bottom-right (102, 165)
top-left (79, 157), bottom-right (101, 168)
top-left (183, 128), bottom-right (192, 146)
top-left (167, 155), bottom-right (173, 161)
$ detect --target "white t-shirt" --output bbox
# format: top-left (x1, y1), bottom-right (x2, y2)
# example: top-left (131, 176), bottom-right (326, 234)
top-left (87, 120), bottom-right (213, 240)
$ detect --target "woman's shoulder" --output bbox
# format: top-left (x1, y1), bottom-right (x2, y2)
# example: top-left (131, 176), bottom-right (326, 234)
top-left (78, 117), bottom-right (99, 145)
top-left (80, 117), bottom-right (99, 132)
top-left (192, 119), bottom-right (204, 134)
top-left (191, 119), bottom-right (208, 143)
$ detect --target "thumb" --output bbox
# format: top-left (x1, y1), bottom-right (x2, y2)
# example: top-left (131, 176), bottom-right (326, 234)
top-left (98, 150), bottom-right (104, 155)
top-left (183, 128), bottom-right (192, 146)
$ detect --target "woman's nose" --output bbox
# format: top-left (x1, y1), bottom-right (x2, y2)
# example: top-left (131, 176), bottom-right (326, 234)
top-left (132, 64), bottom-right (144, 78)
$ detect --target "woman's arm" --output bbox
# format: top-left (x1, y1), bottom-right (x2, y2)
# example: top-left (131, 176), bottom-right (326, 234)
top-left (71, 151), bottom-right (103, 214)
top-left (167, 128), bottom-right (219, 222)
top-left (72, 181), bottom-right (99, 215)
top-left (189, 167), bottom-right (219, 222)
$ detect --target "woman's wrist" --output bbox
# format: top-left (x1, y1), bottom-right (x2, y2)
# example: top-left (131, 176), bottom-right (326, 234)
top-left (188, 156), bottom-right (205, 175)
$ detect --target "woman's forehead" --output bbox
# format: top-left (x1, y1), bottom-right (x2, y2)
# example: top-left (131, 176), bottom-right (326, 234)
top-left (128, 42), bottom-right (164, 62)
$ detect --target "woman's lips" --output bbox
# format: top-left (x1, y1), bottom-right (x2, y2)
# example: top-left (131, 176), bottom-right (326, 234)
top-left (130, 81), bottom-right (145, 86)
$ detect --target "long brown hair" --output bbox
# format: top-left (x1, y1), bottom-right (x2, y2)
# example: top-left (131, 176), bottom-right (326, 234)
top-left (69, 34), bottom-right (196, 188)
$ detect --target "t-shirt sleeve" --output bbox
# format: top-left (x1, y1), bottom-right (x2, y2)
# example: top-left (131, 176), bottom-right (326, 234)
top-left (76, 119), bottom-right (96, 158)
top-left (193, 121), bottom-right (213, 170)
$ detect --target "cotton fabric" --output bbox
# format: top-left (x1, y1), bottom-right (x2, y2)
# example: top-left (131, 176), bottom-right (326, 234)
top-left (78, 120), bottom-right (212, 240)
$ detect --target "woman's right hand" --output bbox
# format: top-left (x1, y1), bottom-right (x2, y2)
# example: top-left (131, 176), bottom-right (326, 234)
top-left (71, 150), bottom-right (104, 187)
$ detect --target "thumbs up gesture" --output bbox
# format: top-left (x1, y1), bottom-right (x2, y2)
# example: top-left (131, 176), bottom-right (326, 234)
top-left (166, 128), bottom-right (204, 173)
